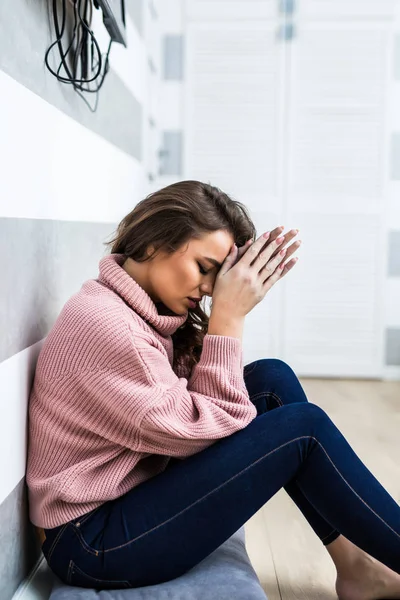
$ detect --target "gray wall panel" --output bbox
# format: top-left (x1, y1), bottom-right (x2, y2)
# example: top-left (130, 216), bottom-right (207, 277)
top-left (391, 133), bottom-right (400, 180)
top-left (0, 218), bottom-right (117, 364)
top-left (386, 328), bottom-right (400, 366)
top-left (0, 0), bottom-right (142, 161)
top-left (160, 131), bottom-right (183, 175)
top-left (0, 478), bottom-right (42, 600)
top-left (388, 230), bottom-right (400, 276)
top-left (394, 34), bottom-right (400, 80)
top-left (163, 35), bottom-right (184, 80)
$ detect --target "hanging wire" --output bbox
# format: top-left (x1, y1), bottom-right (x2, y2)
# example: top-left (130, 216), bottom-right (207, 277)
top-left (44, 0), bottom-right (113, 112)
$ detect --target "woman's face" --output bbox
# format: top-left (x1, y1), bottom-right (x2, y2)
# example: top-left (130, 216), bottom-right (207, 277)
top-left (123, 229), bottom-right (235, 315)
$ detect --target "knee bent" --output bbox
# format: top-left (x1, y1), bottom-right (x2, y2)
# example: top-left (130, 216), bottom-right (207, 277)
top-left (292, 402), bottom-right (330, 427)
top-left (256, 358), bottom-right (299, 381)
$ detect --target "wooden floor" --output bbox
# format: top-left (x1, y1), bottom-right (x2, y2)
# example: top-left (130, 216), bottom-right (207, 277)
top-left (243, 378), bottom-right (400, 600)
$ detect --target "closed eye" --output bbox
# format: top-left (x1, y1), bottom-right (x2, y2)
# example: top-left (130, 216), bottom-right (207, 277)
top-left (197, 262), bottom-right (209, 275)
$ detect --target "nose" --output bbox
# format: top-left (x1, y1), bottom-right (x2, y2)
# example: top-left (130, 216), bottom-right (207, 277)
top-left (200, 286), bottom-right (213, 298)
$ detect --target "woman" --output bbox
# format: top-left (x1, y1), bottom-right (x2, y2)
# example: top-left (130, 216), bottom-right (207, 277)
top-left (26, 180), bottom-right (400, 598)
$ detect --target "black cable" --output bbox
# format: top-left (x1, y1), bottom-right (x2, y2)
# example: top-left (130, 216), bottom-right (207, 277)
top-left (44, 0), bottom-right (112, 111)
top-left (45, 0), bottom-right (102, 84)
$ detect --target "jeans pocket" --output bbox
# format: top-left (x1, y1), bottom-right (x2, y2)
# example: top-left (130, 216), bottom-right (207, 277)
top-left (67, 560), bottom-right (131, 590)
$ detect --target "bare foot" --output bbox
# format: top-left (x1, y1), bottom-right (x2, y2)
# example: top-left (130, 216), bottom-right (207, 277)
top-left (336, 550), bottom-right (400, 600)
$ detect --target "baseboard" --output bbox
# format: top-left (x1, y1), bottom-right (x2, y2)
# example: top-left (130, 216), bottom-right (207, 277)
top-left (12, 554), bottom-right (53, 600)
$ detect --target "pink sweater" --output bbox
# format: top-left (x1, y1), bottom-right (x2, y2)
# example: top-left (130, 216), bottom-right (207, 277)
top-left (26, 253), bottom-right (257, 529)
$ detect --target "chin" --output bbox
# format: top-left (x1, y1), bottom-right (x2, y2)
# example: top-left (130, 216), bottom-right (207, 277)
top-left (156, 300), bottom-right (183, 316)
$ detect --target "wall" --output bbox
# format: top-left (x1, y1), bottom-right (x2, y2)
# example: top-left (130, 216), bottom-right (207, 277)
top-left (385, 3), bottom-right (400, 378)
top-left (0, 0), bottom-right (158, 597)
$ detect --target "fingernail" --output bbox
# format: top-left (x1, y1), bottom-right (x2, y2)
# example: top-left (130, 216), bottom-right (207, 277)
top-left (263, 231), bottom-right (270, 238)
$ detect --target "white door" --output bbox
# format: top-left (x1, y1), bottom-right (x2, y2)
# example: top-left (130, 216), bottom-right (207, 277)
top-left (183, 0), bottom-right (396, 376)
top-left (281, 0), bottom-right (396, 376)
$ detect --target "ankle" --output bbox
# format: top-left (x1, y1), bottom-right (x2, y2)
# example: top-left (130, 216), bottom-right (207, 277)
top-left (326, 535), bottom-right (365, 577)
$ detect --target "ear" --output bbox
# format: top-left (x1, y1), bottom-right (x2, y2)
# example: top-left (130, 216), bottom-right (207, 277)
top-left (146, 244), bottom-right (155, 258)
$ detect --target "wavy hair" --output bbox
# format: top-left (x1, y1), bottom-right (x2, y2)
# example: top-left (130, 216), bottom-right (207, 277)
top-left (105, 180), bottom-right (256, 378)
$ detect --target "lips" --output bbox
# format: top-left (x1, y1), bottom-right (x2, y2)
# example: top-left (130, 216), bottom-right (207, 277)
top-left (187, 297), bottom-right (199, 308)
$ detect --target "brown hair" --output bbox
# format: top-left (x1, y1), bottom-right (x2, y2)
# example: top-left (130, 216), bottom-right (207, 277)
top-left (104, 180), bottom-right (256, 377)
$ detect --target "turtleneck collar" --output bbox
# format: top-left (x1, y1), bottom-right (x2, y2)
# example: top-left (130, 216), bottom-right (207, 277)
top-left (97, 253), bottom-right (189, 336)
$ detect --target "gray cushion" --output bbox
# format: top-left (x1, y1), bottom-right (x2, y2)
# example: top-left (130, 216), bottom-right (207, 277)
top-left (48, 526), bottom-right (267, 600)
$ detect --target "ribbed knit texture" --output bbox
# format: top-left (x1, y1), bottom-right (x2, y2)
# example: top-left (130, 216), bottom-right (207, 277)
top-left (26, 253), bottom-right (257, 529)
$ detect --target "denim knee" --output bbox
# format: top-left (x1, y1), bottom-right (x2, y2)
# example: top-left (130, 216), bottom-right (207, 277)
top-left (257, 358), bottom-right (295, 375)
top-left (294, 402), bottom-right (331, 435)
top-left (256, 358), bottom-right (301, 386)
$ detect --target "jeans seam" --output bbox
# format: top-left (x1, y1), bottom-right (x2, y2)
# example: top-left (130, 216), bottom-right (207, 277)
top-left (296, 438), bottom-right (400, 542)
top-left (249, 391), bottom-right (283, 407)
top-left (321, 528), bottom-right (338, 541)
top-left (68, 559), bottom-right (131, 586)
top-left (73, 434), bottom-right (400, 555)
top-left (254, 390), bottom-right (337, 542)
top-left (47, 523), bottom-right (69, 563)
top-left (67, 560), bottom-right (73, 584)
top-left (268, 391), bottom-right (284, 407)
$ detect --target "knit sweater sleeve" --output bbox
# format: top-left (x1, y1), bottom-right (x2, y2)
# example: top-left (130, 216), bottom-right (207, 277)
top-left (133, 333), bottom-right (257, 457)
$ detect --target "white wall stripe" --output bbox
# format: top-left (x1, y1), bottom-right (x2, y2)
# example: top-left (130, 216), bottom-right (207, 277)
top-left (0, 69), bottom-right (148, 222)
top-left (0, 341), bottom-right (44, 505)
top-left (159, 84), bottom-right (183, 129)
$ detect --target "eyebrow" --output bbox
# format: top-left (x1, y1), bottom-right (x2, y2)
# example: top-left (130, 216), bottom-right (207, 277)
top-left (204, 257), bottom-right (222, 269)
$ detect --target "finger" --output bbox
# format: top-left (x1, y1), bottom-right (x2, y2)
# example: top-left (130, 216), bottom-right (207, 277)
top-left (270, 229), bottom-right (300, 259)
top-left (279, 257), bottom-right (299, 278)
top-left (268, 226), bottom-right (285, 244)
top-left (232, 239), bottom-right (252, 266)
top-left (239, 239), bottom-right (253, 256)
top-left (221, 243), bottom-right (238, 272)
top-left (259, 244), bottom-right (288, 279)
top-left (276, 239), bottom-right (302, 266)
top-left (250, 232), bottom-right (286, 270)
top-left (239, 232), bottom-right (275, 268)
top-left (262, 254), bottom-right (298, 289)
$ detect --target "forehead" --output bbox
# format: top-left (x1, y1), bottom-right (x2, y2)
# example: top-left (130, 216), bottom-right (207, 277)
top-left (189, 230), bottom-right (234, 253)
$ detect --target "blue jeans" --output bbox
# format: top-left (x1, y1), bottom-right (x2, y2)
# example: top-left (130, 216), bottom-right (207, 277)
top-left (42, 359), bottom-right (400, 589)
